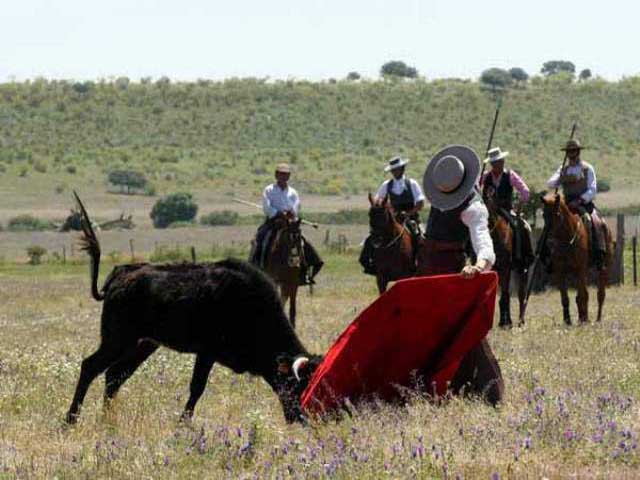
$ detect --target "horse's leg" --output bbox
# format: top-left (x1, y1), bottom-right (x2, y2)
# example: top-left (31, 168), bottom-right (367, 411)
top-left (104, 341), bottom-right (159, 406)
top-left (67, 341), bottom-right (131, 424)
top-left (517, 269), bottom-right (527, 326)
top-left (559, 276), bottom-right (571, 326)
top-left (280, 284), bottom-right (293, 328)
top-left (289, 283), bottom-right (298, 329)
top-left (182, 353), bottom-right (216, 419)
top-left (376, 274), bottom-right (387, 294)
top-left (596, 267), bottom-right (608, 322)
top-left (576, 268), bottom-right (589, 324)
top-left (498, 266), bottom-right (512, 328)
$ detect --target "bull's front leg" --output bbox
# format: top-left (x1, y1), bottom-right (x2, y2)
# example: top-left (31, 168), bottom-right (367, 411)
top-left (182, 353), bottom-right (216, 420)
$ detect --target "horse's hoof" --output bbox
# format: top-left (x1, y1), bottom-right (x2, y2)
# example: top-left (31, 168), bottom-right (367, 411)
top-left (499, 323), bottom-right (512, 330)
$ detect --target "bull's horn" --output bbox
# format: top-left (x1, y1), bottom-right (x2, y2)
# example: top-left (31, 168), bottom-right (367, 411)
top-left (292, 357), bottom-right (309, 381)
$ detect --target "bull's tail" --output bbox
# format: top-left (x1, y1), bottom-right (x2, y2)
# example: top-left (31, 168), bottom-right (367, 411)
top-left (73, 191), bottom-right (105, 301)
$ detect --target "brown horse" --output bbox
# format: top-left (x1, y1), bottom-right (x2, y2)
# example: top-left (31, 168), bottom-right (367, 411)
top-left (541, 193), bottom-right (613, 324)
top-left (367, 194), bottom-right (416, 293)
top-left (265, 217), bottom-right (304, 328)
top-left (484, 196), bottom-right (529, 327)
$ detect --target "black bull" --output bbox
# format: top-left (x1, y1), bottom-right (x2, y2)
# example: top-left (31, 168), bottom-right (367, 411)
top-left (66, 193), bottom-right (321, 424)
top-left (66, 257), bottom-right (321, 424)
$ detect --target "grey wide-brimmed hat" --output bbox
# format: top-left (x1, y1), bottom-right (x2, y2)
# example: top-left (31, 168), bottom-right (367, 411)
top-left (423, 145), bottom-right (481, 211)
top-left (384, 156), bottom-right (410, 172)
top-left (484, 147), bottom-right (509, 164)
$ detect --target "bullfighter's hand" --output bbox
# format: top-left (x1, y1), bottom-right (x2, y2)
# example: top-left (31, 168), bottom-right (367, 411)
top-left (460, 265), bottom-right (481, 279)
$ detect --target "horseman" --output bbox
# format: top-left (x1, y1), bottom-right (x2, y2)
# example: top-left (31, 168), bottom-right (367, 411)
top-left (480, 147), bottom-right (534, 266)
top-left (359, 156), bottom-right (425, 274)
top-left (420, 145), bottom-right (503, 403)
top-left (546, 139), bottom-right (606, 268)
top-left (251, 163), bottom-right (322, 284)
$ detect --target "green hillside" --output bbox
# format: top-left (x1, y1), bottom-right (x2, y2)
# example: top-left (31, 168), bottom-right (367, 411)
top-left (1, 76), bottom-right (639, 196)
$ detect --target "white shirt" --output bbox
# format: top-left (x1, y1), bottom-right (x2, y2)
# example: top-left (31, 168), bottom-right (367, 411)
top-left (262, 183), bottom-right (300, 218)
top-left (546, 160), bottom-right (597, 203)
top-left (374, 176), bottom-right (426, 205)
top-left (460, 201), bottom-right (496, 268)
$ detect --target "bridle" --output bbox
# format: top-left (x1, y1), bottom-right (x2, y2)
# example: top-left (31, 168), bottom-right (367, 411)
top-left (369, 205), bottom-right (408, 250)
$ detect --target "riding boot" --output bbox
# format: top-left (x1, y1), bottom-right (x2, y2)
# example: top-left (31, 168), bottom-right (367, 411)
top-left (359, 236), bottom-right (377, 275)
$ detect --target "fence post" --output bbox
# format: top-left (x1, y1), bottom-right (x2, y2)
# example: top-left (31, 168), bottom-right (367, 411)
top-left (129, 239), bottom-right (135, 262)
top-left (191, 246), bottom-right (196, 263)
top-left (615, 214), bottom-right (625, 285)
top-left (633, 235), bottom-right (637, 287)
top-left (62, 245), bottom-right (66, 264)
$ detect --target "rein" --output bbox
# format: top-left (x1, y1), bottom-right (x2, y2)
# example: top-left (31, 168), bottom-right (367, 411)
top-left (370, 208), bottom-right (409, 250)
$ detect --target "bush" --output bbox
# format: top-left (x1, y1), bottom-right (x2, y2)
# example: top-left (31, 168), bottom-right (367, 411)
top-left (168, 220), bottom-right (196, 228)
top-left (26, 245), bottom-right (47, 265)
top-left (8, 214), bottom-right (52, 231)
top-left (108, 169), bottom-right (148, 194)
top-left (150, 192), bottom-right (198, 228)
top-left (66, 165), bottom-right (77, 174)
top-left (597, 178), bottom-right (611, 192)
top-left (200, 210), bottom-right (239, 226)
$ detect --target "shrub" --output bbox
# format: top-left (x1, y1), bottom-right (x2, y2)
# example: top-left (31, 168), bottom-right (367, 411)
top-left (66, 165), bottom-right (77, 174)
top-left (33, 160), bottom-right (47, 173)
top-left (597, 178), bottom-right (611, 192)
top-left (108, 169), bottom-right (147, 194)
top-left (200, 210), bottom-right (239, 226)
top-left (150, 192), bottom-right (198, 228)
top-left (8, 215), bottom-right (52, 231)
top-left (26, 245), bottom-right (47, 265)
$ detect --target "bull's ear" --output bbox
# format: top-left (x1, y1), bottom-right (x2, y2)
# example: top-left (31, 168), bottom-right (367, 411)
top-left (276, 354), bottom-right (291, 375)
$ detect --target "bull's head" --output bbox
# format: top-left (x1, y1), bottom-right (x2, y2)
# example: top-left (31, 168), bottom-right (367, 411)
top-left (273, 354), bottom-right (323, 423)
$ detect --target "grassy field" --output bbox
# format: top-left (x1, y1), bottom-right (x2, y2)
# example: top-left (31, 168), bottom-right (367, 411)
top-left (0, 252), bottom-right (639, 478)
top-left (2, 77), bottom-right (640, 198)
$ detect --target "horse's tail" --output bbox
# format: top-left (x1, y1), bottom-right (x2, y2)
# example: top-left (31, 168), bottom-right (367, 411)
top-left (73, 191), bottom-right (105, 301)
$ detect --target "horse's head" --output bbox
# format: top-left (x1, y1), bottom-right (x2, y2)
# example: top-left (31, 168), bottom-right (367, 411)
top-left (270, 216), bottom-right (303, 267)
top-left (367, 193), bottom-right (395, 239)
top-left (541, 192), bottom-right (562, 227)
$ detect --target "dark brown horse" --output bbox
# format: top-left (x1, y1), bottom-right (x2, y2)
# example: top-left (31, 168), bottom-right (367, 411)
top-left (484, 196), bottom-right (529, 327)
top-left (541, 193), bottom-right (613, 324)
top-left (265, 217), bottom-right (304, 328)
top-left (367, 194), bottom-right (415, 293)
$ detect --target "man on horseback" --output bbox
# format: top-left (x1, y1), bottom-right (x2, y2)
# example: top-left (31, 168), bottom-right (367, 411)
top-left (251, 163), bottom-right (322, 284)
top-left (359, 156), bottom-right (425, 274)
top-left (480, 147), bottom-right (534, 267)
top-left (546, 139), bottom-right (606, 269)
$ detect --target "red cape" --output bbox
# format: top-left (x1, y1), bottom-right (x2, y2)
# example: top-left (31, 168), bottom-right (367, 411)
top-left (300, 272), bottom-right (498, 415)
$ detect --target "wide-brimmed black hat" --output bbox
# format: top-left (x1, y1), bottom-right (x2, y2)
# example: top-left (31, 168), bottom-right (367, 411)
top-left (423, 145), bottom-right (481, 211)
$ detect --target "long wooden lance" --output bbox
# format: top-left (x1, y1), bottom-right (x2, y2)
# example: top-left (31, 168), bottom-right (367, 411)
top-left (478, 97), bottom-right (503, 185)
top-left (521, 121), bottom-right (578, 315)
top-left (231, 198), bottom-right (319, 229)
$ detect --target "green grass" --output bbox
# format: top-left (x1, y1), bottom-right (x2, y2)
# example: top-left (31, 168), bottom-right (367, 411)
top-left (0, 252), bottom-right (639, 478)
top-left (1, 77), bottom-right (640, 199)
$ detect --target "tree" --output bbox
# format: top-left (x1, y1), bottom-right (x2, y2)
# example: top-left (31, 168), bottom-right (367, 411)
top-left (150, 192), bottom-right (198, 228)
top-left (509, 67), bottom-right (529, 84)
top-left (108, 169), bottom-right (148, 194)
top-left (480, 68), bottom-right (513, 90)
top-left (380, 61), bottom-right (418, 79)
top-left (346, 71), bottom-right (361, 81)
top-left (541, 60), bottom-right (576, 77)
top-left (579, 69), bottom-right (592, 81)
